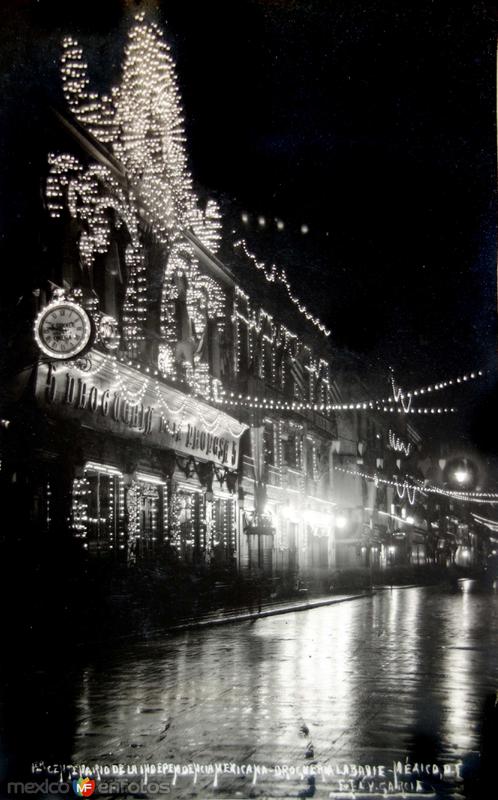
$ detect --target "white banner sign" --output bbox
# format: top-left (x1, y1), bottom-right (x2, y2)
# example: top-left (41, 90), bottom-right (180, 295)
top-left (36, 355), bottom-right (246, 468)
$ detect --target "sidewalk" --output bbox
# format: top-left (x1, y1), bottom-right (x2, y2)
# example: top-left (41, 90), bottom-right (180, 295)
top-left (169, 589), bottom-right (373, 631)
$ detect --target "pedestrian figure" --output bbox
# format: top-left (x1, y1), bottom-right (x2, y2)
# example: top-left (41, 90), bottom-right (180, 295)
top-left (247, 567), bottom-right (264, 616)
top-left (304, 741), bottom-right (314, 759)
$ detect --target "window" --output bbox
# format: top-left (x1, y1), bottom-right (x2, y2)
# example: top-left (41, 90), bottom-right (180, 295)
top-left (127, 477), bottom-right (166, 560)
top-left (237, 320), bottom-right (249, 375)
top-left (263, 338), bottom-right (273, 384)
top-left (213, 497), bottom-right (236, 564)
top-left (177, 490), bottom-right (202, 563)
top-left (306, 438), bottom-right (315, 480)
top-left (276, 348), bottom-right (286, 392)
top-left (73, 465), bottom-right (125, 556)
top-left (263, 420), bottom-right (275, 467)
top-left (281, 426), bottom-right (302, 471)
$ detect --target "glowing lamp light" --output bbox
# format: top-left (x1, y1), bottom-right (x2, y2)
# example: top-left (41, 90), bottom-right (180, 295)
top-left (454, 469), bottom-right (471, 485)
top-left (281, 504), bottom-right (296, 520)
top-left (335, 515), bottom-right (347, 530)
top-left (406, 516), bottom-right (415, 525)
top-left (303, 509), bottom-right (318, 526)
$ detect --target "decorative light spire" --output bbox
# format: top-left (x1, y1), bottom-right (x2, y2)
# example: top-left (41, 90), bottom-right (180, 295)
top-left (49, 14), bottom-right (225, 359)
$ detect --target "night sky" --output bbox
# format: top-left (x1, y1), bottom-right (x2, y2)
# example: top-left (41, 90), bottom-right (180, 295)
top-left (0, 0), bottom-right (496, 389)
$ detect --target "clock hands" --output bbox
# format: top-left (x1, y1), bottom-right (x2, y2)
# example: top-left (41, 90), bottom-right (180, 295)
top-left (35, 301), bottom-right (91, 359)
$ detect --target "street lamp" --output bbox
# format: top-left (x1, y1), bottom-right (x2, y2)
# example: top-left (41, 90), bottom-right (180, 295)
top-left (335, 514), bottom-right (347, 530)
top-left (454, 467), bottom-right (471, 485)
top-left (445, 456), bottom-right (479, 490)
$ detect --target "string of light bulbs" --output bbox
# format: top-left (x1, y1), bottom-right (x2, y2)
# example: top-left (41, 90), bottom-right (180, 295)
top-left (382, 369), bottom-right (486, 405)
top-left (153, 388), bottom-right (189, 417)
top-left (472, 513), bottom-right (498, 530)
top-left (65, 352), bottom-right (457, 420)
top-left (111, 363), bottom-right (150, 404)
top-left (214, 393), bottom-right (456, 415)
top-left (334, 465), bottom-right (498, 505)
top-left (239, 210), bottom-right (311, 236)
top-left (234, 239), bottom-right (331, 337)
top-left (62, 350), bottom-right (247, 438)
top-left (388, 429), bottom-right (412, 456)
top-left (413, 478), bottom-right (498, 500)
top-left (333, 465), bottom-right (422, 503)
top-left (395, 480), bottom-right (417, 505)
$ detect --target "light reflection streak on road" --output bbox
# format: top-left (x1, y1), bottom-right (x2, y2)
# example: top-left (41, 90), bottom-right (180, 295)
top-left (443, 582), bottom-right (480, 753)
top-left (63, 584), bottom-right (498, 798)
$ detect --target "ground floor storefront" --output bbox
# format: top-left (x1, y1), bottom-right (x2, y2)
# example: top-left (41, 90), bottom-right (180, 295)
top-left (239, 466), bottom-right (337, 581)
top-left (0, 353), bottom-right (246, 571)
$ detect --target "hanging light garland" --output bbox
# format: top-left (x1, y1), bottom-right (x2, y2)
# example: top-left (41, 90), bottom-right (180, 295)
top-left (334, 465), bottom-right (422, 503)
top-left (413, 478), bottom-right (498, 501)
top-left (388, 429), bottom-right (412, 456)
top-left (111, 370), bottom-right (150, 405)
top-left (213, 393), bottom-right (456, 415)
top-left (395, 480), bottom-right (417, 505)
top-left (472, 513), bottom-right (498, 530)
top-left (381, 369), bottom-right (486, 405)
top-left (234, 239), bottom-right (331, 337)
top-left (390, 377), bottom-right (413, 412)
top-left (334, 465), bottom-right (498, 505)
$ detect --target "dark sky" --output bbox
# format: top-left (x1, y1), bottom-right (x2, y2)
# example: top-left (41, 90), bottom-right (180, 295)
top-left (0, 0), bottom-right (496, 387)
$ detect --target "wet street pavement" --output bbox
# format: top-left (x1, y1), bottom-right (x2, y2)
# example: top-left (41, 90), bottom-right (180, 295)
top-left (2, 581), bottom-right (498, 798)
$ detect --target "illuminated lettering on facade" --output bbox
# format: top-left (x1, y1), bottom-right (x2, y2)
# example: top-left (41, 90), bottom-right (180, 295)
top-left (39, 362), bottom-right (243, 467)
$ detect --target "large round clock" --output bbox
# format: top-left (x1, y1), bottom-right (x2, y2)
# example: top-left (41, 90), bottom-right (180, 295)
top-left (34, 300), bottom-right (93, 360)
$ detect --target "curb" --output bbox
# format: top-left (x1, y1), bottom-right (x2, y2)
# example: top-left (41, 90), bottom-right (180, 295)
top-left (169, 591), bottom-right (373, 631)
top-left (373, 583), bottom-right (423, 590)
top-left (372, 582), bottom-right (446, 591)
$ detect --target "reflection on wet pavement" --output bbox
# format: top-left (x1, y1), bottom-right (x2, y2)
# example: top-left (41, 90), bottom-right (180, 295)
top-left (2, 582), bottom-right (498, 798)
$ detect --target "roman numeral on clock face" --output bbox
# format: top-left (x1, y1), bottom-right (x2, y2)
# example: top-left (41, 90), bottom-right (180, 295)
top-left (36, 302), bottom-right (91, 359)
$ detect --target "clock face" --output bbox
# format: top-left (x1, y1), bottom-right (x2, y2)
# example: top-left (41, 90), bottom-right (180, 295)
top-left (34, 301), bottom-right (92, 360)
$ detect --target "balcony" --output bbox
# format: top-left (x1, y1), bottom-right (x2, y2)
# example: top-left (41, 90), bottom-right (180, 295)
top-left (266, 465), bottom-right (281, 488)
top-left (280, 467), bottom-right (304, 493)
top-left (242, 455), bottom-right (256, 482)
top-left (305, 477), bottom-right (331, 503)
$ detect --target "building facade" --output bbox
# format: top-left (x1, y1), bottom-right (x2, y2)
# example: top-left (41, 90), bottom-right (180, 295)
top-left (0, 14), bottom-right (489, 586)
top-left (1, 16), bottom-right (340, 582)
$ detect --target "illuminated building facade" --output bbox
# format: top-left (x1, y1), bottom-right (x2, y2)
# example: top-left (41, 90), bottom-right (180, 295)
top-left (1, 13), bottom-right (458, 583)
top-left (0, 15), bottom-right (338, 577)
